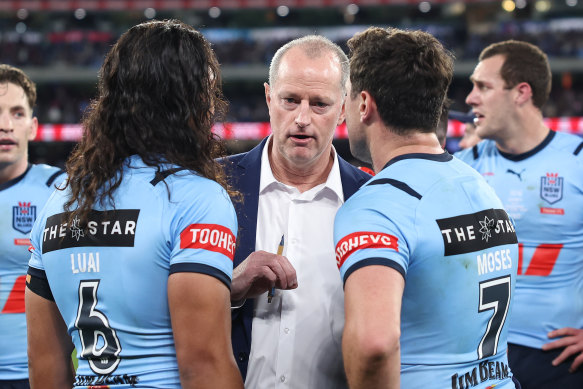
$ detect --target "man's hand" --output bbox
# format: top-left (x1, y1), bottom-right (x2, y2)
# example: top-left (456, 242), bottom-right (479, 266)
top-left (542, 327), bottom-right (583, 373)
top-left (231, 250), bottom-right (298, 302)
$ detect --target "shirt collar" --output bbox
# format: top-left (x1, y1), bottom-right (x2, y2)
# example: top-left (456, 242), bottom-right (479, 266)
top-left (259, 135), bottom-right (344, 202)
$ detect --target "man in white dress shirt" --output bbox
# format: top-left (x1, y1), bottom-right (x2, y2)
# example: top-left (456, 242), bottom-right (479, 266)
top-left (223, 35), bottom-right (370, 388)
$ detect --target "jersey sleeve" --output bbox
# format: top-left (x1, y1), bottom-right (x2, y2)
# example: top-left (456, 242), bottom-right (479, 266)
top-left (26, 201), bottom-right (54, 300)
top-left (334, 190), bottom-right (412, 285)
top-left (167, 180), bottom-right (238, 289)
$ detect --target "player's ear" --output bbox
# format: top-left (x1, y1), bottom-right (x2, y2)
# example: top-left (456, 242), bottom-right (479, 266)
top-left (360, 91), bottom-right (376, 124)
top-left (28, 116), bottom-right (38, 141)
top-left (514, 82), bottom-right (533, 106)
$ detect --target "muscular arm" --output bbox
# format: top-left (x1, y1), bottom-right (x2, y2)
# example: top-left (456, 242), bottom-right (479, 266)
top-left (169, 272), bottom-right (244, 389)
top-left (343, 265), bottom-right (405, 389)
top-left (25, 288), bottom-right (75, 389)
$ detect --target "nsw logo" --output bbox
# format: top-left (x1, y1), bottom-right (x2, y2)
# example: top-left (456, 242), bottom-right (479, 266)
top-left (540, 173), bottom-right (563, 205)
top-left (12, 202), bottom-right (37, 234)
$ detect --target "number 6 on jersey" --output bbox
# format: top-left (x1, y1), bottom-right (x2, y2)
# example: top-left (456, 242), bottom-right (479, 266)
top-left (75, 280), bottom-right (122, 375)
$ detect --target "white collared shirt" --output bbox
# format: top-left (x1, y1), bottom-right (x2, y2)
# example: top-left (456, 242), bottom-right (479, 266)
top-left (245, 137), bottom-right (348, 389)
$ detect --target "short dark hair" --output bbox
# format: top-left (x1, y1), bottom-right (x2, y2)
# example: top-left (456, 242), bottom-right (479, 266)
top-left (479, 40), bottom-right (551, 109)
top-left (347, 27), bottom-right (454, 135)
top-left (0, 64), bottom-right (37, 110)
top-left (65, 19), bottom-right (230, 225)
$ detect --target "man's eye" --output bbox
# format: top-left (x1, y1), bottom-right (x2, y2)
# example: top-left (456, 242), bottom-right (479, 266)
top-left (284, 98), bottom-right (296, 104)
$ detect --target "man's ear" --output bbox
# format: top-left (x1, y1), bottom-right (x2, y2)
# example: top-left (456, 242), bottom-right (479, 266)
top-left (264, 82), bottom-right (271, 107)
top-left (360, 91), bottom-right (377, 124)
top-left (337, 99), bottom-right (346, 126)
top-left (515, 82), bottom-right (533, 106)
top-left (28, 116), bottom-right (38, 141)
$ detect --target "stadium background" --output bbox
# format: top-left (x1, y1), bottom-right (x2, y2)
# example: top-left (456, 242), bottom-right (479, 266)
top-left (1, 0), bottom-right (582, 168)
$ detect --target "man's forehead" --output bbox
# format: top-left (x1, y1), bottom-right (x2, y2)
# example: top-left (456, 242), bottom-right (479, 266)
top-left (0, 82), bottom-right (29, 106)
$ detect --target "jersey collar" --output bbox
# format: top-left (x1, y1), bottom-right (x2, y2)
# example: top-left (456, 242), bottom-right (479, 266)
top-left (381, 151), bottom-right (453, 171)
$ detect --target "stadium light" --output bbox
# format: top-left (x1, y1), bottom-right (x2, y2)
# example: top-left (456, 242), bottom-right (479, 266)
top-left (502, 0), bottom-right (516, 12)
top-left (209, 7), bottom-right (221, 18)
top-left (277, 6), bottom-right (290, 17)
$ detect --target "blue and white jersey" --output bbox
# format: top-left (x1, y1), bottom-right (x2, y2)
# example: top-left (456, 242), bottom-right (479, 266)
top-left (27, 155), bottom-right (237, 388)
top-left (456, 131), bottom-right (583, 349)
top-left (0, 164), bottom-right (63, 380)
top-left (335, 153), bottom-right (518, 389)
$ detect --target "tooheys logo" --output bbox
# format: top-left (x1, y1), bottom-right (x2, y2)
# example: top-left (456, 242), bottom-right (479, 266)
top-left (42, 210), bottom-right (140, 254)
top-left (180, 224), bottom-right (236, 261)
top-left (335, 232), bottom-right (398, 269)
top-left (436, 208), bottom-right (517, 256)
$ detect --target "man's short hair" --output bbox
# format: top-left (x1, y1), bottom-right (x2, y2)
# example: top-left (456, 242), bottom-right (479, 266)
top-left (479, 40), bottom-right (551, 109)
top-left (347, 27), bottom-right (454, 135)
top-left (268, 35), bottom-right (349, 95)
top-left (0, 64), bottom-right (37, 110)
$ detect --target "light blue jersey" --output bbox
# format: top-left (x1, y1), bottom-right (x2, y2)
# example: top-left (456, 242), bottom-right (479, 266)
top-left (0, 164), bottom-right (63, 380)
top-left (27, 155), bottom-right (237, 388)
top-left (456, 131), bottom-right (583, 349)
top-left (335, 153), bottom-right (518, 389)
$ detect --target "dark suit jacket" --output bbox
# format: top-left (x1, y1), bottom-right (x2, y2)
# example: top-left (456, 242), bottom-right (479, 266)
top-left (221, 137), bottom-right (371, 379)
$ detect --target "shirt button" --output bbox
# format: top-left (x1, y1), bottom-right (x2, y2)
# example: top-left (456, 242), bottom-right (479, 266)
top-left (291, 238), bottom-right (298, 245)
top-left (284, 328), bottom-right (290, 334)
top-left (280, 375), bottom-right (286, 382)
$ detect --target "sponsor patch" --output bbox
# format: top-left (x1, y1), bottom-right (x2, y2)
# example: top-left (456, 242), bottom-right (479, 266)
top-left (14, 238), bottom-right (31, 246)
top-left (335, 231), bottom-right (398, 269)
top-left (540, 207), bottom-right (564, 215)
top-left (180, 223), bottom-right (236, 261)
top-left (436, 209), bottom-right (517, 256)
top-left (12, 202), bottom-right (36, 234)
top-left (42, 210), bottom-right (140, 254)
top-left (540, 173), bottom-right (563, 204)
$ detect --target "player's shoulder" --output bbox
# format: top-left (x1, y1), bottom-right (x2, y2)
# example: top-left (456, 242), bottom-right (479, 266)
top-left (549, 131), bottom-right (583, 158)
top-left (27, 164), bottom-right (66, 188)
top-left (453, 140), bottom-right (496, 163)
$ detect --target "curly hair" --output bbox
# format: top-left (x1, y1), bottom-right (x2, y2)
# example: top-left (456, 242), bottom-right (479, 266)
top-left (64, 19), bottom-right (231, 225)
top-left (480, 40), bottom-right (551, 109)
top-left (347, 27), bottom-right (454, 135)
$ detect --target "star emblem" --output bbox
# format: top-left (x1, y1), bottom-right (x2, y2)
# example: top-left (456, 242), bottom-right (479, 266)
top-left (70, 216), bottom-right (85, 241)
top-left (479, 216), bottom-right (495, 242)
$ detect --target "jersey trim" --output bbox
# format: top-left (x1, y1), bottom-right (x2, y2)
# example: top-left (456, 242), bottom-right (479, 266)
top-left (169, 263), bottom-right (231, 290)
top-left (343, 257), bottom-right (406, 285)
top-left (26, 267), bottom-right (55, 301)
top-left (367, 178), bottom-right (422, 200)
top-left (497, 130), bottom-right (555, 161)
top-left (0, 164), bottom-right (32, 192)
top-left (472, 145), bottom-right (479, 160)
top-left (574, 141), bottom-right (583, 156)
top-left (382, 151), bottom-right (453, 170)
top-left (149, 167), bottom-right (187, 186)
top-left (45, 169), bottom-right (65, 187)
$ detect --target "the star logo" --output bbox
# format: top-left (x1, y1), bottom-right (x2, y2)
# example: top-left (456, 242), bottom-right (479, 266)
top-left (70, 216), bottom-right (85, 241)
top-left (479, 216), bottom-right (495, 242)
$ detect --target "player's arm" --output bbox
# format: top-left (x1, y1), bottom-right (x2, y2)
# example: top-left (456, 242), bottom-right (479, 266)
top-left (343, 265), bottom-right (404, 389)
top-left (169, 272), bottom-right (244, 389)
top-left (25, 287), bottom-right (75, 389)
top-left (542, 327), bottom-right (583, 373)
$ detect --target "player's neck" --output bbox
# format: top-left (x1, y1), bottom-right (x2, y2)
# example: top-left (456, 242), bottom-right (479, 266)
top-left (495, 111), bottom-right (549, 155)
top-left (371, 129), bottom-right (443, 174)
top-left (0, 158), bottom-right (29, 185)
